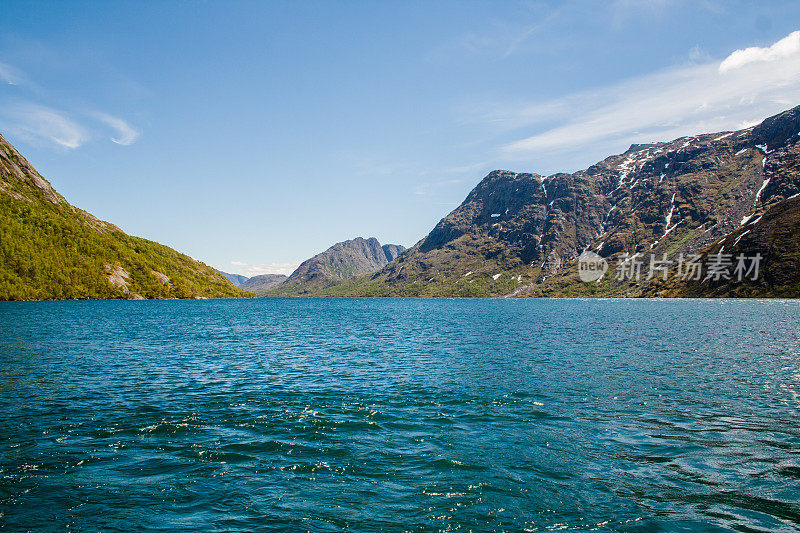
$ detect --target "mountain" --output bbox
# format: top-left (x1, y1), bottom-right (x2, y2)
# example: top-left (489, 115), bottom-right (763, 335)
top-left (266, 237), bottom-right (405, 295)
top-left (218, 270), bottom-right (250, 287)
top-left (0, 133), bottom-right (253, 300)
top-left (240, 274), bottom-right (287, 294)
top-left (302, 105), bottom-right (800, 297)
top-left (643, 195), bottom-right (800, 297)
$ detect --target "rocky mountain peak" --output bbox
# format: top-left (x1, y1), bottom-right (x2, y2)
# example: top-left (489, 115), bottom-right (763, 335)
top-left (353, 104), bottom-right (800, 296)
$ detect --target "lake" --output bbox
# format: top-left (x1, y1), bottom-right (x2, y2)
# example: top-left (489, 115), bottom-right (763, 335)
top-left (1, 298), bottom-right (799, 531)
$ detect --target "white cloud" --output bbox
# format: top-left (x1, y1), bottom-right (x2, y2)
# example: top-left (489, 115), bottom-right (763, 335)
top-left (1, 104), bottom-right (87, 149)
top-left (493, 30), bottom-right (800, 172)
top-left (0, 62), bottom-right (23, 85)
top-left (93, 112), bottom-right (140, 146)
top-left (0, 60), bottom-right (141, 149)
top-left (226, 261), bottom-right (301, 277)
top-left (719, 31), bottom-right (800, 73)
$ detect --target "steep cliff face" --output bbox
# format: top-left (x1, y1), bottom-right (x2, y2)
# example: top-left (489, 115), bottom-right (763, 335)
top-left (0, 133), bottom-right (252, 300)
top-left (381, 243), bottom-right (404, 262)
top-left (267, 237), bottom-right (406, 295)
top-left (326, 105), bottom-right (800, 297)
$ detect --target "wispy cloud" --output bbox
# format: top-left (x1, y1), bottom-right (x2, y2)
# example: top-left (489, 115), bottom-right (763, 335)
top-left (93, 112), bottom-right (140, 146)
top-left (427, 3), bottom-right (562, 61)
top-left (0, 61), bottom-right (141, 149)
top-left (1, 103), bottom-right (87, 149)
top-left (0, 62), bottom-right (24, 85)
top-left (493, 30), bottom-right (800, 170)
top-left (227, 261), bottom-right (301, 277)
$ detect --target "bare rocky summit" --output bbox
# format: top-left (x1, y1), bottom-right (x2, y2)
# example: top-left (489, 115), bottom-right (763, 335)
top-left (240, 274), bottom-right (288, 293)
top-left (298, 105), bottom-right (800, 297)
top-left (268, 237), bottom-right (405, 295)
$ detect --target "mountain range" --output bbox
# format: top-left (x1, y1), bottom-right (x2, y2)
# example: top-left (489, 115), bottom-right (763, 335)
top-left (279, 105), bottom-right (800, 297)
top-left (2, 105), bottom-right (799, 300)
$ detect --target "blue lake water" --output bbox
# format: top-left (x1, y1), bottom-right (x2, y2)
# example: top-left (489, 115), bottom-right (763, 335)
top-left (1, 298), bottom-right (799, 531)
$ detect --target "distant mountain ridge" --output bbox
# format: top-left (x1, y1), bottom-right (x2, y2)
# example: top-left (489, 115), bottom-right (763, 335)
top-left (266, 237), bottom-right (405, 295)
top-left (217, 270), bottom-right (250, 287)
top-left (286, 105), bottom-right (800, 297)
top-left (0, 133), bottom-right (252, 300)
top-left (240, 274), bottom-right (288, 293)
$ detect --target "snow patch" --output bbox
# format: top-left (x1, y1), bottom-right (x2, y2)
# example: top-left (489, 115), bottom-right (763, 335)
top-left (654, 193), bottom-right (680, 247)
top-left (714, 132), bottom-right (733, 141)
top-left (754, 178), bottom-right (771, 204)
top-left (733, 230), bottom-right (750, 247)
top-left (664, 193), bottom-right (677, 228)
top-left (734, 148), bottom-right (748, 156)
top-left (616, 154), bottom-right (637, 186)
top-left (492, 273), bottom-right (502, 280)
top-left (491, 213), bottom-right (501, 217)
top-left (755, 143), bottom-right (773, 154)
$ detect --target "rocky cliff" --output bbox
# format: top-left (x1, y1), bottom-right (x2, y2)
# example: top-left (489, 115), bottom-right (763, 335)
top-left (309, 105), bottom-right (800, 297)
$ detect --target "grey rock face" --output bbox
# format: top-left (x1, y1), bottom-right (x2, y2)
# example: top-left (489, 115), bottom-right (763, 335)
top-left (281, 237), bottom-right (406, 291)
top-left (240, 274), bottom-right (288, 293)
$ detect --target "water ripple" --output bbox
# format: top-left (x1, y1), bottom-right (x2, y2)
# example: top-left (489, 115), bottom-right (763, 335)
top-left (1, 298), bottom-right (799, 531)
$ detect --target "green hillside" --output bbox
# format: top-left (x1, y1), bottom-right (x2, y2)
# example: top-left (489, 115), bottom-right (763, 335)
top-left (0, 133), bottom-right (252, 300)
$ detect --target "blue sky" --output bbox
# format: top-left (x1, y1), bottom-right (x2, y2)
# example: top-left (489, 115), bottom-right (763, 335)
top-left (1, 1), bottom-right (800, 276)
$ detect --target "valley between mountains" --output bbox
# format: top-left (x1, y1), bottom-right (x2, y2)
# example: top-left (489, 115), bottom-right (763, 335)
top-left (3, 105), bottom-right (800, 300)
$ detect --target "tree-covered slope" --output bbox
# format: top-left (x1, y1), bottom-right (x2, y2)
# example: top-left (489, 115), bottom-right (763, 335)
top-left (0, 133), bottom-right (252, 300)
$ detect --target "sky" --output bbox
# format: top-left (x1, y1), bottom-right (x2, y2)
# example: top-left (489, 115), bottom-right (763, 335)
top-left (1, 1), bottom-right (800, 276)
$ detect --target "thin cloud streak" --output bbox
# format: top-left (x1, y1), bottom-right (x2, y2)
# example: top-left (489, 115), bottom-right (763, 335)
top-left (0, 62), bottom-right (24, 85)
top-left (0, 61), bottom-right (141, 148)
top-left (1, 103), bottom-right (87, 149)
top-left (497, 30), bottom-right (800, 167)
top-left (227, 261), bottom-right (301, 277)
top-left (93, 112), bottom-right (140, 146)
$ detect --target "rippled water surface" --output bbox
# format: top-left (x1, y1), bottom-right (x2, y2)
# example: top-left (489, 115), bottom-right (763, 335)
top-left (1, 298), bottom-right (799, 531)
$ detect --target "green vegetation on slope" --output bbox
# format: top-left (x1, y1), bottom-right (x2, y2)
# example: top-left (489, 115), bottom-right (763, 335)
top-left (0, 133), bottom-right (251, 300)
top-left (0, 192), bottom-right (251, 300)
